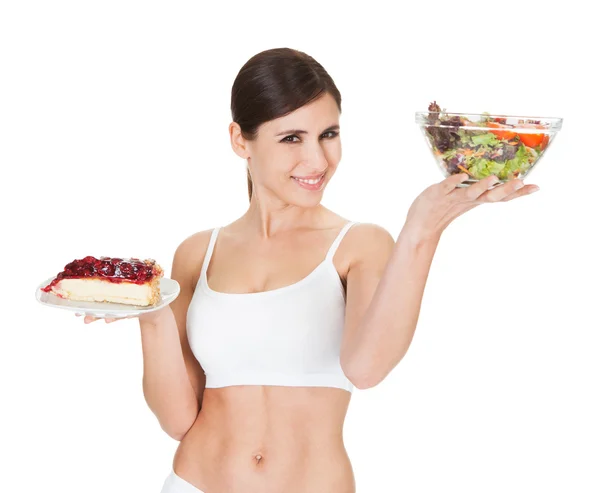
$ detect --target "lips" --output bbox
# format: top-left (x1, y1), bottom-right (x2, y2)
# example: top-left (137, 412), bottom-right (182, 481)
top-left (291, 173), bottom-right (326, 191)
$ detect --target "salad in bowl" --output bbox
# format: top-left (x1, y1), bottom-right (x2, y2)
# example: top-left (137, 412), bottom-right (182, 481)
top-left (415, 102), bottom-right (562, 186)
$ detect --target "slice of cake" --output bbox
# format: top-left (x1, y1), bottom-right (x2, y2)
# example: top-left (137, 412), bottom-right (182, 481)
top-left (42, 256), bottom-right (163, 306)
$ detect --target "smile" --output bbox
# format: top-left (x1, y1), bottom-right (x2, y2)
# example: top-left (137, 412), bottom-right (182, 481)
top-left (291, 173), bottom-right (326, 191)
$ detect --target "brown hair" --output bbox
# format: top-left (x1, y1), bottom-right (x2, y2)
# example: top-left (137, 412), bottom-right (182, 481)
top-left (230, 48), bottom-right (342, 201)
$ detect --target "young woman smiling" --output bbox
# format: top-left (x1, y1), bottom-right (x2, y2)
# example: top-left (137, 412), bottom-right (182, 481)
top-left (82, 47), bottom-right (538, 493)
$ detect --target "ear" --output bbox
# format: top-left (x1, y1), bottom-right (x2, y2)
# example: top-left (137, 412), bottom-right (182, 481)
top-left (229, 122), bottom-right (250, 159)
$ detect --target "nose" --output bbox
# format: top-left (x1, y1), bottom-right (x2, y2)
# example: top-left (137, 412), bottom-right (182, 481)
top-left (305, 142), bottom-right (329, 173)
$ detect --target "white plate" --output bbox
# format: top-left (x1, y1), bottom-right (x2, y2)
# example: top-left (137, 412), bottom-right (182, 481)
top-left (35, 277), bottom-right (180, 318)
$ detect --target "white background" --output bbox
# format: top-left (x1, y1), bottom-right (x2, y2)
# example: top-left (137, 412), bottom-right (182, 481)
top-left (1, 1), bottom-right (598, 491)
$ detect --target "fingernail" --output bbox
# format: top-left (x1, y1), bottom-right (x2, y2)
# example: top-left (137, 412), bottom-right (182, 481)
top-left (531, 187), bottom-right (540, 193)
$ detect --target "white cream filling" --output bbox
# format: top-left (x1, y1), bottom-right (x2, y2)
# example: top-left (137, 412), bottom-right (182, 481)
top-left (52, 278), bottom-right (154, 306)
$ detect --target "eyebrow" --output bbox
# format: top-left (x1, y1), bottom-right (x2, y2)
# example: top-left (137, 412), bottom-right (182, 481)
top-left (275, 124), bottom-right (340, 136)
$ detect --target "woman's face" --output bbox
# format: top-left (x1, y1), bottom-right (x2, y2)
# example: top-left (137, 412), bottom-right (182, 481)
top-left (232, 92), bottom-right (341, 206)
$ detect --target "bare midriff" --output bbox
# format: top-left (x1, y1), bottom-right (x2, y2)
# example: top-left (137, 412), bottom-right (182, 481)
top-left (172, 385), bottom-right (355, 493)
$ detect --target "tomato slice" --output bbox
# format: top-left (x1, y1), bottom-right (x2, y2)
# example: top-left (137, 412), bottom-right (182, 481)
top-left (487, 121), bottom-right (517, 140)
top-left (519, 133), bottom-right (544, 147)
top-left (516, 123), bottom-right (548, 148)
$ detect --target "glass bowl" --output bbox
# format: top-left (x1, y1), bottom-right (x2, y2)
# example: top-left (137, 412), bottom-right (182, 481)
top-left (415, 105), bottom-right (562, 187)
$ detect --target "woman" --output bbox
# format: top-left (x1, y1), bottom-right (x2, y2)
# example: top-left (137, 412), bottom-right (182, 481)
top-left (82, 48), bottom-right (539, 493)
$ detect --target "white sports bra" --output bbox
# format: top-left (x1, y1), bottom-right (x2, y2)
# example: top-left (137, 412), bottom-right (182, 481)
top-left (186, 221), bottom-right (360, 393)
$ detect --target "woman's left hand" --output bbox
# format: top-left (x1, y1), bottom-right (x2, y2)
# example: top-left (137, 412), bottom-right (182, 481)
top-left (402, 173), bottom-right (540, 243)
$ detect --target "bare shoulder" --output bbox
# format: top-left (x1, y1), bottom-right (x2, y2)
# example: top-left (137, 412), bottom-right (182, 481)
top-left (334, 221), bottom-right (395, 284)
top-left (171, 228), bottom-right (215, 289)
top-left (346, 222), bottom-right (396, 266)
top-left (175, 228), bottom-right (214, 258)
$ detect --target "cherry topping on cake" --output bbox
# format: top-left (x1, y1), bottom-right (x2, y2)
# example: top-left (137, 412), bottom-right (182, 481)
top-left (41, 256), bottom-right (161, 292)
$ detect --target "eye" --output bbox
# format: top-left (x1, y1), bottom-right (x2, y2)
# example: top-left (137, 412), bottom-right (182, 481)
top-left (321, 130), bottom-right (339, 139)
top-left (280, 135), bottom-right (300, 143)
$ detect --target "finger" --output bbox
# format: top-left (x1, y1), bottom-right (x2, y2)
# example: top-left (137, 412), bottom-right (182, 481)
top-left (480, 178), bottom-right (526, 203)
top-left (440, 173), bottom-right (471, 194)
top-left (83, 315), bottom-right (97, 324)
top-left (500, 184), bottom-right (540, 202)
top-left (105, 317), bottom-right (117, 323)
top-left (452, 174), bottom-right (501, 202)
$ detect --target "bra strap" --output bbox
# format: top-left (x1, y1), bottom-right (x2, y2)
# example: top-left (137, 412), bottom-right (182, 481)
top-left (200, 227), bottom-right (221, 279)
top-left (325, 221), bottom-right (359, 262)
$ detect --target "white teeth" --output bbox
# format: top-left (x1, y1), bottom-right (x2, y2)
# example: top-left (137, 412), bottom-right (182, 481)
top-left (293, 175), bottom-right (323, 185)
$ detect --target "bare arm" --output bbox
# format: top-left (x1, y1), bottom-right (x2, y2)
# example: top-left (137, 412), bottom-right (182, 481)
top-left (340, 173), bottom-right (525, 389)
top-left (340, 226), bottom-right (438, 389)
top-left (140, 232), bottom-right (209, 440)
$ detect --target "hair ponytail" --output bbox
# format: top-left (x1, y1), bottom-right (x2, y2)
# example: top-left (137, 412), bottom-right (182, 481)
top-left (246, 166), bottom-right (253, 201)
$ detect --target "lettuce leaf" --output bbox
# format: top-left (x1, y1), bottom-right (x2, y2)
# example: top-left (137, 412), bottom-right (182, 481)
top-left (497, 145), bottom-right (532, 180)
top-left (457, 129), bottom-right (473, 145)
top-left (471, 132), bottom-right (500, 147)
top-left (442, 148), bottom-right (459, 159)
top-left (466, 157), bottom-right (505, 179)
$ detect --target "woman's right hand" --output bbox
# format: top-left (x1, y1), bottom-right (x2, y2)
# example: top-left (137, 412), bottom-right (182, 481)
top-left (76, 305), bottom-right (173, 325)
